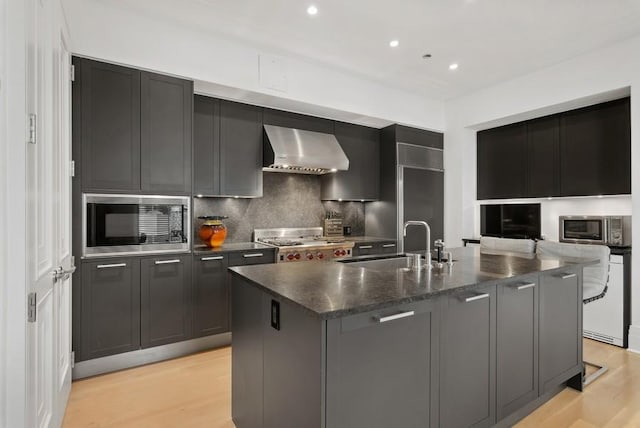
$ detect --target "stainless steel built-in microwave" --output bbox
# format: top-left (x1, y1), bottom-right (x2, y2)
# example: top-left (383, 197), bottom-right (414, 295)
top-left (559, 215), bottom-right (631, 246)
top-left (83, 194), bottom-right (190, 257)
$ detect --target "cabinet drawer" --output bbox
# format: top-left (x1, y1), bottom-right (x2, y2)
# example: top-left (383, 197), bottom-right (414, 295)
top-left (378, 241), bottom-right (397, 254)
top-left (229, 250), bottom-right (275, 266)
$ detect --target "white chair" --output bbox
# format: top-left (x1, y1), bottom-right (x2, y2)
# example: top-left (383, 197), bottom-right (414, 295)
top-left (536, 240), bottom-right (611, 386)
top-left (479, 236), bottom-right (536, 254)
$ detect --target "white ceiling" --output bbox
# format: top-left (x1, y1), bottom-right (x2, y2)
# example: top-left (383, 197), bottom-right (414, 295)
top-left (87, 0), bottom-right (640, 100)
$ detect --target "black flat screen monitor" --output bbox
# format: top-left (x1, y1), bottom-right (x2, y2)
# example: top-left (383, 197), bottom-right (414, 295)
top-left (481, 203), bottom-right (541, 240)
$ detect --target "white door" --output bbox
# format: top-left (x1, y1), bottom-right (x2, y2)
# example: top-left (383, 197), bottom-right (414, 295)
top-left (25, 0), bottom-right (73, 426)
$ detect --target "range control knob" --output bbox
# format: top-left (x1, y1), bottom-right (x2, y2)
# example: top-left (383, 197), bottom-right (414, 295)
top-left (287, 253), bottom-right (295, 261)
top-left (294, 253), bottom-right (301, 260)
top-left (340, 250), bottom-right (347, 256)
top-left (317, 252), bottom-right (324, 260)
top-left (334, 249), bottom-right (341, 257)
top-left (306, 252), bottom-right (314, 260)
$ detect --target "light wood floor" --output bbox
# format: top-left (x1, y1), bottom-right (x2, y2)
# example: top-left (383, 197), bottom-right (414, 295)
top-left (63, 339), bottom-right (640, 427)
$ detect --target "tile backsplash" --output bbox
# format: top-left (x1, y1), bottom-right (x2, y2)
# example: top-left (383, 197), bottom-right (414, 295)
top-left (193, 172), bottom-right (365, 242)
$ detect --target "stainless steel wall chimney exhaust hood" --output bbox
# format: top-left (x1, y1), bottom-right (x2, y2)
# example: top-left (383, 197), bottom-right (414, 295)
top-left (263, 125), bottom-right (349, 175)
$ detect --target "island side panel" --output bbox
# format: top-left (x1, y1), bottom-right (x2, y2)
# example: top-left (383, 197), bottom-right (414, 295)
top-left (262, 294), bottom-right (325, 428)
top-left (539, 267), bottom-right (584, 393)
top-left (232, 276), bottom-right (264, 428)
top-left (325, 300), bottom-right (440, 428)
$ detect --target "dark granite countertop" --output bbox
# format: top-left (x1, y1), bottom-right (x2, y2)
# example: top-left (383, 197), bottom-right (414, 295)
top-left (229, 246), bottom-right (597, 320)
top-left (193, 242), bottom-right (274, 255)
top-left (345, 236), bottom-right (396, 243)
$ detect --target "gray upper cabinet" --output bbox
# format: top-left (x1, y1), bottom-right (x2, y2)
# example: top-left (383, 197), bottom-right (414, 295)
top-left (321, 122), bottom-right (380, 201)
top-left (496, 275), bottom-right (539, 420)
top-left (76, 58), bottom-right (141, 192)
top-left (262, 108), bottom-right (334, 134)
top-left (539, 268), bottom-right (582, 393)
top-left (193, 96), bottom-right (263, 197)
top-left (440, 284), bottom-right (496, 428)
top-left (140, 72), bottom-right (192, 194)
top-left (326, 300), bottom-right (439, 428)
top-left (73, 57), bottom-right (193, 195)
top-left (219, 100), bottom-right (263, 197)
top-left (193, 95), bottom-right (220, 195)
top-left (193, 253), bottom-right (229, 337)
top-left (80, 258), bottom-right (140, 361)
top-left (141, 255), bottom-right (193, 348)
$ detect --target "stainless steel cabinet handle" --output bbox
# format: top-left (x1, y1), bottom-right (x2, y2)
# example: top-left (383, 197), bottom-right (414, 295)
top-left (358, 245), bottom-right (373, 249)
top-left (513, 282), bottom-right (536, 291)
top-left (558, 273), bottom-right (577, 280)
top-left (382, 244), bottom-right (396, 248)
top-left (97, 263), bottom-right (127, 269)
top-left (375, 311), bottom-right (415, 323)
top-left (155, 259), bottom-right (181, 265)
top-left (201, 256), bottom-right (224, 261)
top-left (243, 253), bottom-right (264, 258)
top-left (464, 293), bottom-right (490, 303)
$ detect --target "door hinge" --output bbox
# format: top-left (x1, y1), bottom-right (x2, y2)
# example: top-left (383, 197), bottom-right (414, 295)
top-left (70, 64), bottom-right (75, 82)
top-left (28, 114), bottom-right (37, 145)
top-left (27, 292), bottom-right (37, 323)
top-left (71, 351), bottom-right (75, 368)
top-left (70, 160), bottom-right (75, 177)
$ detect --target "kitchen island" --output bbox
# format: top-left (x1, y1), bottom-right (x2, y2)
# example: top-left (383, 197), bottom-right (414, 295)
top-left (230, 247), bottom-right (594, 428)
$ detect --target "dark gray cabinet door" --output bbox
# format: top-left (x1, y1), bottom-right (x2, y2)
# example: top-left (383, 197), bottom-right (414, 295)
top-left (527, 115), bottom-right (560, 197)
top-left (321, 122), bottom-right (380, 201)
top-left (326, 301), bottom-right (439, 428)
top-left (140, 72), bottom-right (192, 194)
top-left (78, 58), bottom-right (141, 192)
top-left (539, 269), bottom-right (582, 393)
top-left (193, 95), bottom-right (220, 196)
top-left (193, 253), bottom-right (229, 337)
top-left (403, 167), bottom-right (444, 252)
top-left (560, 97), bottom-right (631, 196)
top-left (440, 285), bottom-right (496, 428)
top-left (477, 123), bottom-right (527, 200)
top-left (219, 100), bottom-right (263, 197)
top-left (140, 255), bottom-right (192, 348)
top-left (80, 258), bottom-right (140, 361)
top-left (496, 276), bottom-right (539, 420)
top-left (351, 240), bottom-right (397, 256)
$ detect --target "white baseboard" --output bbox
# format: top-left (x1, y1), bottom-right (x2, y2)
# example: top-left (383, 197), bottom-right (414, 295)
top-left (627, 325), bottom-right (640, 353)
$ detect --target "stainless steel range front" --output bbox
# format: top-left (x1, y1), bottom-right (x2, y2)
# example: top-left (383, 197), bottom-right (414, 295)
top-left (254, 227), bottom-right (354, 263)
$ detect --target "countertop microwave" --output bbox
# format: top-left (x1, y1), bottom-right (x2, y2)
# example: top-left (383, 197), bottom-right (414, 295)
top-left (83, 194), bottom-right (190, 258)
top-left (559, 215), bottom-right (631, 247)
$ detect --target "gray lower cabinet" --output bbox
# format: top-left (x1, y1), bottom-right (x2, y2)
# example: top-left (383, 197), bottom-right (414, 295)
top-left (193, 254), bottom-right (229, 337)
top-left (140, 71), bottom-right (192, 194)
top-left (439, 284), bottom-right (496, 428)
top-left (496, 275), bottom-right (539, 420)
top-left (141, 255), bottom-right (192, 348)
top-left (229, 250), bottom-right (276, 267)
top-left (539, 268), bottom-right (582, 393)
top-left (80, 258), bottom-right (140, 361)
top-left (326, 300), bottom-right (439, 428)
top-left (352, 240), bottom-right (397, 257)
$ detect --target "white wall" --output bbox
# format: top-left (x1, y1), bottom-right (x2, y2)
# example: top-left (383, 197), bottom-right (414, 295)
top-left (445, 34), bottom-right (640, 351)
top-left (61, 0), bottom-right (444, 132)
top-left (2, 0), bottom-right (27, 426)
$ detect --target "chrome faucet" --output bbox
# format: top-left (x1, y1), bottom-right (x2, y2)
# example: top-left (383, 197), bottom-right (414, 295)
top-left (403, 220), bottom-right (432, 270)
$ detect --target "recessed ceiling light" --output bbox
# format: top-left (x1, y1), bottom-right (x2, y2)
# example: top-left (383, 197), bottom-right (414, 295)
top-left (389, 40), bottom-right (399, 48)
top-left (449, 63), bottom-right (459, 70)
top-left (307, 5), bottom-right (318, 15)
top-left (422, 53), bottom-right (432, 59)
